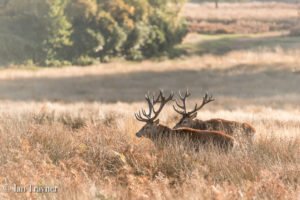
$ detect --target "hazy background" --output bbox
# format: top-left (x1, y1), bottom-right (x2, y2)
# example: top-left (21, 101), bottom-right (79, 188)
top-left (0, 0), bottom-right (299, 105)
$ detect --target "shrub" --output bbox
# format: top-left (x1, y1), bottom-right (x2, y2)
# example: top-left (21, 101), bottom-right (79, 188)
top-left (43, 0), bottom-right (73, 64)
top-left (0, 0), bottom-right (188, 66)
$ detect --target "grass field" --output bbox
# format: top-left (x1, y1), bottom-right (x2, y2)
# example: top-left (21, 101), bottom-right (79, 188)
top-left (184, 2), bottom-right (299, 34)
top-left (0, 2), bottom-right (300, 200)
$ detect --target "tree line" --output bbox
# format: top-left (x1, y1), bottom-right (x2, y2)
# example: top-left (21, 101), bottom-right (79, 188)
top-left (0, 0), bottom-right (187, 66)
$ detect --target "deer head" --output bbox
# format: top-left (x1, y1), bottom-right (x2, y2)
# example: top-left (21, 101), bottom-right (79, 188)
top-left (173, 89), bottom-right (214, 129)
top-left (135, 90), bottom-right (174, 139)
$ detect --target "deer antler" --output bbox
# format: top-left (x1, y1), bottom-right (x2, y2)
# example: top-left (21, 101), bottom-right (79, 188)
top-left (173, 89), bottom-right (215, 117)
top-left (172, 89), bottom-right (191, 115)
top-left (135, 90), bottom-right (174, 122)
top-left (187, 93), bottom-right (215, 116)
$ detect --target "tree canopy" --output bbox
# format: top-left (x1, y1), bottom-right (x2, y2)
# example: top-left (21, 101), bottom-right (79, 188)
top-left (0, 0), bottom-right (187, 66)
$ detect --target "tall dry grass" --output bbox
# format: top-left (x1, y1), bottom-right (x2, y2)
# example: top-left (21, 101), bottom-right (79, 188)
top-left (183, 2), bottom-right (299, 34)
top-left (0, 102), bottom-right (299, 199)
top-left (184, 2), bottom-right (298, 21)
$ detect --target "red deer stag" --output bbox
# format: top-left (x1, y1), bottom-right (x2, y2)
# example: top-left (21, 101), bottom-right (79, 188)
top-left (135, 90), bottom-right (234, 150)
top-left (173, 90), bottom-right (255, 143)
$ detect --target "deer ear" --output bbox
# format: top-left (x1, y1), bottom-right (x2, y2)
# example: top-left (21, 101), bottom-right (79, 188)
top-left (190, 113), bottom-right (197, 119)
top-left (154, 119), bottom-right (160, 124)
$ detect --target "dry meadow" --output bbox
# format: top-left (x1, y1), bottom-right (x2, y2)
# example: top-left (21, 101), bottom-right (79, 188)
top-left (0, 2), bottom-right (300, 200)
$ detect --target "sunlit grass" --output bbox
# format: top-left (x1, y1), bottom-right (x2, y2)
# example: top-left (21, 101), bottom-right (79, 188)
top-left (0, 102), bottom-right (299, 199)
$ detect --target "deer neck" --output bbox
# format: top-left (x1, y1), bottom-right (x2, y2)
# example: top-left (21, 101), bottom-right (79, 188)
top-left (150, 124), bottom-right (172, 140)
top-left (157, 124), bottom-right (172, 134)
top-left (193, 119), bottom-right (206, 129)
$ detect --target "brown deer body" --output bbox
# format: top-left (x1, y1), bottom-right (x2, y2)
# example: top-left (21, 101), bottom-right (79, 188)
top-left (176, 117), bottom-right (255, 142)
top-left (136, 122), bottom-right (234, 150)
top-left (135, 90), bottom-right (234, 150)
top-left (202, 118), bottom-right (254, 138)
top-left (173, 90), bottom-right (256, 142)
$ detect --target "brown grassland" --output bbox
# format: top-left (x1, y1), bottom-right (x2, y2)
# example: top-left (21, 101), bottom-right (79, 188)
top-left (184, 2), bottom-right (299, 34)
top-left (0, 2), bottom-right (300, 200)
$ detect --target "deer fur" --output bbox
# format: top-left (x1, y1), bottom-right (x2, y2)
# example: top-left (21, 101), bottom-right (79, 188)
top-left (173, 90), bottom-right (256, 143)
top-left (135, 90), bottom-right (234, 151)
top-left (174, 115), bottom-right (255, 142)
top-left (136, 119), bottom-right (234, 150)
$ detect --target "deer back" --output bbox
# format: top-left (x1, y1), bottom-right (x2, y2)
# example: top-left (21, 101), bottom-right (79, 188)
top-left (144, 124), bottom-right (234, 151)
top-left (172, 127), bottom-right (234, 150)
top-left (202, 118), bottom-right (256, 144)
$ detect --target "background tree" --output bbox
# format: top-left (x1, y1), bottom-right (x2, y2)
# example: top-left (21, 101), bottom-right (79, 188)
top-left (0, 0), bottom-right (188, 66)
top-left (44, 0), bottom-right (73, 65)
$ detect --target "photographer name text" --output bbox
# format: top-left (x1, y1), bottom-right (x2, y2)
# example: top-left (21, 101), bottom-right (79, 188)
top-left (0, 184), bottom-right (58, 193)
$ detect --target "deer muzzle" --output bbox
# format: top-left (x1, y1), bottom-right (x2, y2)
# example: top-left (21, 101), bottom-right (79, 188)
top-left (136, 131), bottom-right (143, 138)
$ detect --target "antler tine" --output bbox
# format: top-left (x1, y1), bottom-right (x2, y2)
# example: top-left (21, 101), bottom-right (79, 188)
top-left (143, 93), bottom-right (153, 118)
top-left (185, 89), bottom-right (191, 99)
top-left (160, 90), bottom-right (173, 101)
top-left (178, 90), bottom-right (184, 99)
top-left (135, 90), bottom-right (174, 123)
top-left (162, 90), bottom-right (174, 104)
top-left (173, 89), bottom-right (190, 115)
top-left (167, 91), bottom-right (174, 102)
top-left (152, 91), bottom-right (174, 117)
top-left (135, 112), bottom-right (143, 121)
top-left (153, 90), bottom-right (163, 104)
top-left (172, 104), bottom-right (185, 115)
top-left (135, 111), bottom-right (148, 122)
top-left (186, 92), bottom-right (215, 115)
top-left (203, 92), bottom-right (215, 103)
top-left (134, 92), bottom-right (154, 122)
top-left (179, 89), bottom-right (191, 99)
top-left (141, 109), bottom-right (148, 117)
top-left (175, 99), bottom-right (185, 109)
